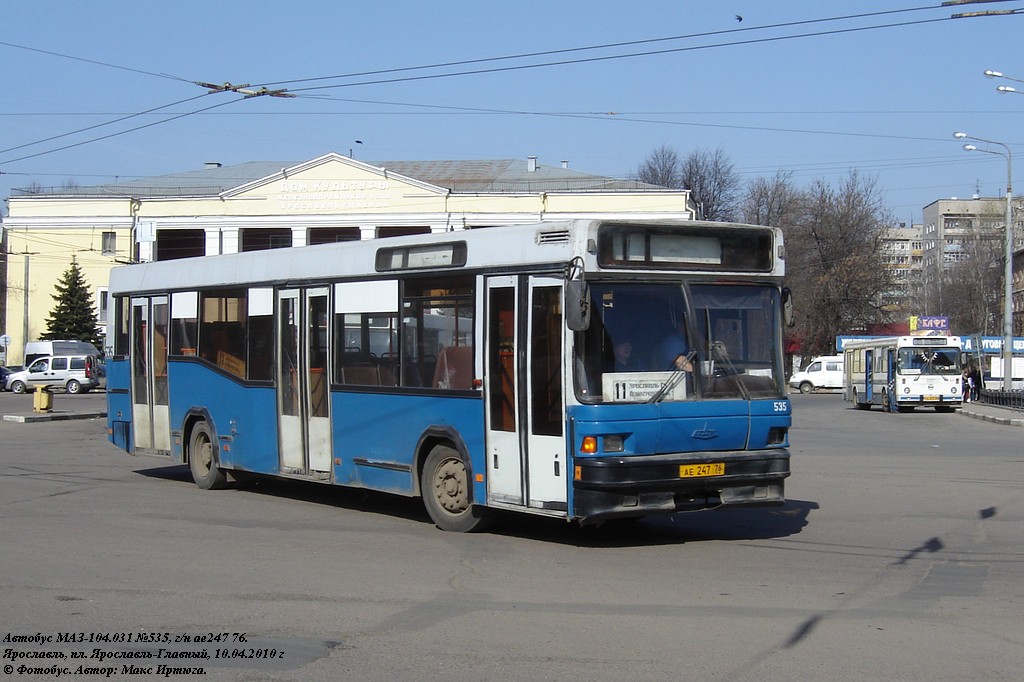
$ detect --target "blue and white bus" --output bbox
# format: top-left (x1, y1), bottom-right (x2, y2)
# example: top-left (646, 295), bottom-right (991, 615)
top-left (842, 335), bottom-right (963, 412)
top-left (106, 219), bottom-right (793, 531)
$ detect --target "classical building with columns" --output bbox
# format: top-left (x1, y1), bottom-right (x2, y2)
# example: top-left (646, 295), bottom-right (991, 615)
top-left (1, 153), bottom-right (692, 364)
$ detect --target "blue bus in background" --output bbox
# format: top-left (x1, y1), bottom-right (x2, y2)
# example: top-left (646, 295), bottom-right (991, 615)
top-left (106, 219), bottom-right (792, 531)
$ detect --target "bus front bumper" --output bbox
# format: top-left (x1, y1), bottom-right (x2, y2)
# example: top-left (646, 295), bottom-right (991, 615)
top-left (572, 449), bottom-right (790, 525)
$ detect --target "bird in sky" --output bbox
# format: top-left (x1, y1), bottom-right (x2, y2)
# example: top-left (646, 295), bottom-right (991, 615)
top-left (735, 15), bottom-right (743, 22)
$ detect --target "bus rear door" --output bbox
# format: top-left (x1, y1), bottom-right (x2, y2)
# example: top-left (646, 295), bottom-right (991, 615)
top-left (130, 296), bottom-right (171, 456)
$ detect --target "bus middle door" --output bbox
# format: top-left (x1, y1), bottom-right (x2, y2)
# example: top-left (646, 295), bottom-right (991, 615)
top-left (277, 288), bottom-right (331, 478)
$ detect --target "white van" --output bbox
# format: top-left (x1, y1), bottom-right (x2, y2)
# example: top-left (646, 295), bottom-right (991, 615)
top-left (24, 340), bottom-right (102, 365)
top-left (789, 355), bottom-right (844, 393)
top-left (4, 354), bottom-right (102, 394)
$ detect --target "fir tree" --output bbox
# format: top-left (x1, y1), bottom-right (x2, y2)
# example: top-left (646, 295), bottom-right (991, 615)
top-left (41, 256), bottom-right (102, 347)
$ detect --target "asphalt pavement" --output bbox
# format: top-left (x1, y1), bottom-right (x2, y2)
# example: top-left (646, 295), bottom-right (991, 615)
top-left (0, 388), bottom-right (108, 423)
top-left (2, 386), bottom-right (1021, 426)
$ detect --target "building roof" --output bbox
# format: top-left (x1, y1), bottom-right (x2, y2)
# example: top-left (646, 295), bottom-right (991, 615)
top-left (13, 157), bottom-right (667, 198)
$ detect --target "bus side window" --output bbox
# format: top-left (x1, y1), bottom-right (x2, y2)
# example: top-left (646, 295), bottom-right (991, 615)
top-left (400, 277), bottom-right (475, 390)
top-left (170, 291), bottom-right (199, 357)
top-left (248, 314), bottom-right (274, 381)
top-left (334, 312), bottom-right (399, 387)
top-left (114, 296), bottom-right (131, 357)
top-left (199, 290), bottom-right (247, 379)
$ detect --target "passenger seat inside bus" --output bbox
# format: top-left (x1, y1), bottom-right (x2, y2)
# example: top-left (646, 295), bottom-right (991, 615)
top-left (338, 350), bottom-right (397, 387)
top-left (433, 346), bottom-right (473, 390)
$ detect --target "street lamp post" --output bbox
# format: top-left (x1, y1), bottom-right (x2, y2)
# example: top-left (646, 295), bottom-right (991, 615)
top-left (985, 69), bottom-right (1024, 95)
top-left (955, 131), bottom-right (1015, 391)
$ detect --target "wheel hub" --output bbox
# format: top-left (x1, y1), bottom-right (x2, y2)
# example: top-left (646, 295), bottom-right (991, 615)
top-left (434, 459), bottom-right (468, 513)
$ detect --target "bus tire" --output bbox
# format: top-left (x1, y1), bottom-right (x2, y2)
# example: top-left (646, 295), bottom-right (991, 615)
top-left (799, 381), bottom-right (814, 394)
top-left (421, 444), bottom-right (494, 533)
top-left (188, 421), bottom-right (227, 490)
top-left (853, 389), bottom-right (869, 410)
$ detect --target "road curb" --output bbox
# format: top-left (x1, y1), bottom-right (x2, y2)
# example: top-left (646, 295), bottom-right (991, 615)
top-left (2, 411), bottom-right (107, 423)
top-left (960, 409), bottom-right (1024, 427)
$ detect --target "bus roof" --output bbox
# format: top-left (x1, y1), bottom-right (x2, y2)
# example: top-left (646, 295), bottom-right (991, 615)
top-left (108, 219), bottom-right (784, 295)
top-left (841, 335), bottom-right (962, 352)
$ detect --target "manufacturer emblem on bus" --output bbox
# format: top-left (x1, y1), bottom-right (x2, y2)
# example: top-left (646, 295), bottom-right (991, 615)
top-left (691, 423), bottom-right (719, 440)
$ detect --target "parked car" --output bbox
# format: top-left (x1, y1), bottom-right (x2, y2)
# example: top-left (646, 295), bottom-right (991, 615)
top-left (789, 355), bottom-right (844, 393)
top-left (0, 365), bottom-right (24, 391)
top-left (4, 355), bottom-right (101, 394)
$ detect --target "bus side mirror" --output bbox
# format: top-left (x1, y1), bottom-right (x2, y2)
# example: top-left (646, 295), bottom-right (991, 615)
top-left (782, 287), bottom-right (795, 328)
top-left (565, 257), bottom-right (591, 332)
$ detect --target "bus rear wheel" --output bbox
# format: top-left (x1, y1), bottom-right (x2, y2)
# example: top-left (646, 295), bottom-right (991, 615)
top-left (421, 444), bottom-right (494, 533)
top-left (189, 421), bottom-right (227, 490)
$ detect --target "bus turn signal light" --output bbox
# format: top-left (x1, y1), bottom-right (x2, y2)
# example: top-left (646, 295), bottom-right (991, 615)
top-left (580, 436), bottom-right (597, 454)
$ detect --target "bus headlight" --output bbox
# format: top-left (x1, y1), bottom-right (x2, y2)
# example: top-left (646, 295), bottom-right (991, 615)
top-left (603, 435), bottom-right (624, 452)
top-left (580, 435), bottom-right (625, 453)
top-left (904, 387), bottom-right (911, 394)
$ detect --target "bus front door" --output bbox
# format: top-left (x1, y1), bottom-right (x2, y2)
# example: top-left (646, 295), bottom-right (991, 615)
top-left (277, 288), bottom-right (332, 477)
top-left (130, 296), bottom-right (171, 456)
top-left (864, 349), bottom-right (874, 402)
top-left (484, 276), bottom-right (567, 511)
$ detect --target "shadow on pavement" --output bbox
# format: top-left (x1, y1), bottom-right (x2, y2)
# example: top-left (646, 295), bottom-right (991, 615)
top-left (135, 464), bottom-right (817, 547)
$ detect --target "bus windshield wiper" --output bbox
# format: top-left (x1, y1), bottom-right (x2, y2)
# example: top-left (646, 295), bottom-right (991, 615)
top-left (648, 351), bottom-right (696, 404)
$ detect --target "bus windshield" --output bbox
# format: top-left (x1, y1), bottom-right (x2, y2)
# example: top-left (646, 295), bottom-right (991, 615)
top-left (574, 282), bottom-right (785, 403)
top-left (897, 346), bottom-right (961, 376)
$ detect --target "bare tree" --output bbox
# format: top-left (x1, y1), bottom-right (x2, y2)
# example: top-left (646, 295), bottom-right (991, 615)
top-left (636, 144), bottom-right (682, 188)
top-left (679, 147), bottom-right (741, 221)
top-left (784, 171), bottom-right (895, 356)
top-left (636, 145), bottom-right (741, 220)
top-left (741, 171), bottom-right (801, 226)
top-left (941, 217), bottom-right (1004, 335)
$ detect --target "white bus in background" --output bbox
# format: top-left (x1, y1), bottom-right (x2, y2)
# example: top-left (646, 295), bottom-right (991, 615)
top-left (843, 335), bottom-right (963, 412)
top-left (987, 356), bottom-right (1024, 390)
top-left (962, 336), bottom-right (1024, 390)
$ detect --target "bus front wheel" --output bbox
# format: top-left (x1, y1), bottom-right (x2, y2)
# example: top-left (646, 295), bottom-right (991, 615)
top-left (421, 444), bottom-right (494, 533)
top-left (853, 389), bottom-right (870, 410)
top-left (189, 421), bottom-right (227, 490)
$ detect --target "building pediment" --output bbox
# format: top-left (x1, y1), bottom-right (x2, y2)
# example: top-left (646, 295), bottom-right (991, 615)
top-left (221, 153), bottom-right (449, 213)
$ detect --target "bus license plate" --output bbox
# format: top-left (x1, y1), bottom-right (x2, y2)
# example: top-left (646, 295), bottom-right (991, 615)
top-left (923, 395), bottom-right (939, 401)
top-left (680, 462), bottom-right (725, 478)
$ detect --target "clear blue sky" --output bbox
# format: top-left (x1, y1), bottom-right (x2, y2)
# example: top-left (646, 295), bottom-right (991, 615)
top-left (2, 0), bottom-right (1023, 225)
